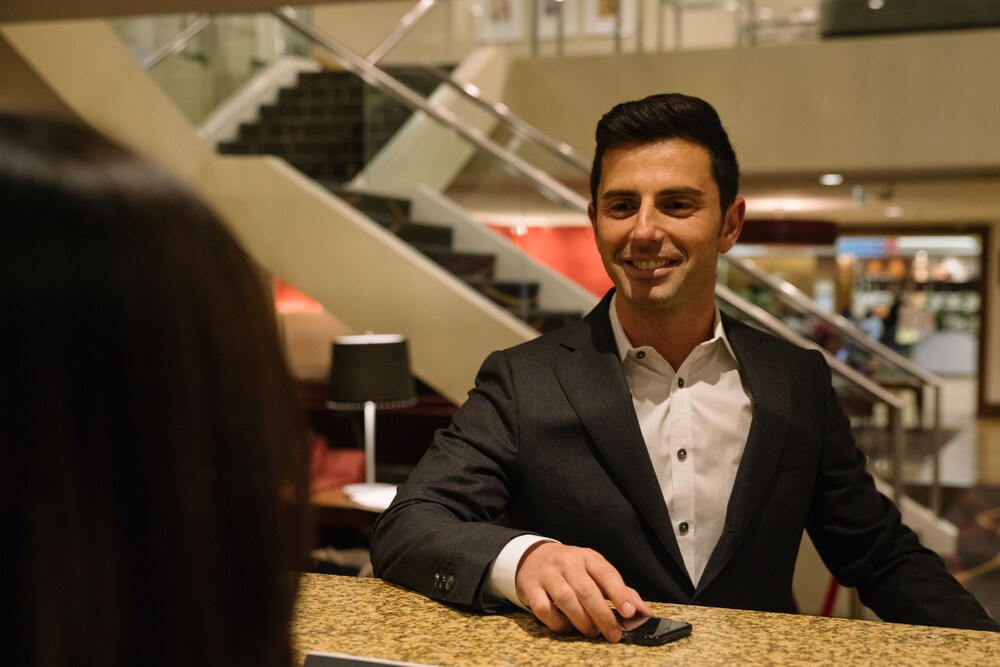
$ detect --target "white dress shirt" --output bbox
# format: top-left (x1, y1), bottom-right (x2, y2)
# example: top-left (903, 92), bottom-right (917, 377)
top-left (486, 295), bottom-right (753, 607)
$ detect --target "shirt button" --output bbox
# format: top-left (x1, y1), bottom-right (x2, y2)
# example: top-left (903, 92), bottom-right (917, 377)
top-left (679, 522), bottom-right (689, 535)
top-left (636, 351), bottom-right (646, 359)
top-left (677, 448), bottom-right (687, 461)
top-left (678, 377), bottom-right (685, 388)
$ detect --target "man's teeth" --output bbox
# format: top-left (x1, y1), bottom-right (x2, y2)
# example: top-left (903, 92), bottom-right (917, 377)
top-left (634, 259), bottom-right (668, 270)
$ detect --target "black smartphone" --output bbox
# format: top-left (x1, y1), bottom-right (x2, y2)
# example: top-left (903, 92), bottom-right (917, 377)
top-left (611, 610), bottom-right (692, 646)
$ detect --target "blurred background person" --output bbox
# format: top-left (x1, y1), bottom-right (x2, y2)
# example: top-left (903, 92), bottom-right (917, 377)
top-left (858, 307), bottom-right (885, 342)
top-left (0, 113), bottom-right (310, 667)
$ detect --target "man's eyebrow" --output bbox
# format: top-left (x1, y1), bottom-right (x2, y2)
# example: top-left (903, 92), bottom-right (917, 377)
top-left (599, 186), bottom-right (705, 201)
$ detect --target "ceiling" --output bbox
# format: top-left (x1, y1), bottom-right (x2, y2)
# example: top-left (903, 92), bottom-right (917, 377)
top-left (741, 173), bottom-right (1000, 230)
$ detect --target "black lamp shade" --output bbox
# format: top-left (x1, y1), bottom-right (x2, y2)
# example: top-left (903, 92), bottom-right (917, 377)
top-left (327, 334), bottom-right (417, 410)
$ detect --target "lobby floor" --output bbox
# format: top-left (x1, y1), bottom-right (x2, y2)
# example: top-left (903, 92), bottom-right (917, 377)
top-left (935, 377), bottom-right (1000, 619)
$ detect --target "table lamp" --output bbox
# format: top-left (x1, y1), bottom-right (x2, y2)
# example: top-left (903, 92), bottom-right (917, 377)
top-left (326, 334), bottom-right (417, 503)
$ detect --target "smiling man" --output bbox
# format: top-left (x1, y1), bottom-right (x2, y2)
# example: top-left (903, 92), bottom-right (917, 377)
top-left (370, 94), bottom-right (999, 637)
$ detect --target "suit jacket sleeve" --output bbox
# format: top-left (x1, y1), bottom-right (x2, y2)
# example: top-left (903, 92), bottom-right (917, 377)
top-left (805, 351), bottom-right (999, 631)
top-left (369, 350), bottom-right (534, 612)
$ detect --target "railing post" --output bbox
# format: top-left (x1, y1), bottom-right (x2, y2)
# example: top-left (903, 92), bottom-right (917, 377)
top-left (891, 403), bottom-right (905, 504)
top-left (530, 0), bottom-right (540, 57)
top-left (614, 0), bottom-right (623, 54)
top-left (556, 0), bottom-right (565, 57)
top-left (636, 0), bottom-right (645, 52)
top-left (930, 387), bottom-right (942, 515)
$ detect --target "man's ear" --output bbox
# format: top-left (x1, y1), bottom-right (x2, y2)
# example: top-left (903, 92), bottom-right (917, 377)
top-left (588, 201), bottom-right (598, 232)
top-left (719, 197), bottom-right (746, 254)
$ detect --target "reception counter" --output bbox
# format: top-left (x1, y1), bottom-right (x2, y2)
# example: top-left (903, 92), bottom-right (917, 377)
top-left (294, 574), bottom-right (997, 665)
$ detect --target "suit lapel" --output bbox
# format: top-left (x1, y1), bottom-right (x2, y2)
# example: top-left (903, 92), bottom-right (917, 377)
top-left (697, 316), bottom-right (791, 593)
top-left (550, 295), bottom-right (689, 583)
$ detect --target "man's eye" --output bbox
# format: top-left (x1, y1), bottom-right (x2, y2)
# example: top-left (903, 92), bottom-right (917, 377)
top-left (606, 202), bottom-right (636, 215)
top-left (662, 201), bottom-right (695, 214)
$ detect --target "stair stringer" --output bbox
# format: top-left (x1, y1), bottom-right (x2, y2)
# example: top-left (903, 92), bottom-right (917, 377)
top-left (203, 154), bottom-right (539, 405)
top-left (0, 19), bottom-right (536, 406)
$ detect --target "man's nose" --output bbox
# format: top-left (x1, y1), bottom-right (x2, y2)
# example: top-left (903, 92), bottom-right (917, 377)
top-left (630, 203), bottom-right (661, 242)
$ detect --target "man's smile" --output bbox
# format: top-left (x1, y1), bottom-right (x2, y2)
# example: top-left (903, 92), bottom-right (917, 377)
top-left (622, 256), bottom-right (682, 274)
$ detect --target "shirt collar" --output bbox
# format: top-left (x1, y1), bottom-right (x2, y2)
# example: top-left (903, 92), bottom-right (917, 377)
top-left (608, 292), bottom-right (740, 367)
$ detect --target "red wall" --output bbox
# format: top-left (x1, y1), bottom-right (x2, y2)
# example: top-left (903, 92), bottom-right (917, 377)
top-left (489, 225), bottom-right (612, 297)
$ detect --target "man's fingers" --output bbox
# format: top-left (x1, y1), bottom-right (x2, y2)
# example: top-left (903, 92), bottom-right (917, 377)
top-left (523, 589), bottom-right (573, 634)
top-left (548, 580), bottom-right (601, 638)
top-left (583, 556), bottom-right (651, 640)
top-left (516, 543), bottom-right (641, 642)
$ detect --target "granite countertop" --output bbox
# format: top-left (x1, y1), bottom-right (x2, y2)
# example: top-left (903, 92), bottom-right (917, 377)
top-left (294, 574), bottom-right (998, 666)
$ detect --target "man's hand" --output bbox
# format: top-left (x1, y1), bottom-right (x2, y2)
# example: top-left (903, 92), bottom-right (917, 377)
top-left (514, 542), bottom-right (651, 643)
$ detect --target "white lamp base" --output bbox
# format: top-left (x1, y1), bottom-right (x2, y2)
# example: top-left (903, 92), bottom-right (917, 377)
top-left (343, 482), bottom-right (397, 512)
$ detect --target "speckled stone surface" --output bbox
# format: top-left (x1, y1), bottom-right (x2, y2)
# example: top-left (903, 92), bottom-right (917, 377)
top-left (294, 574), bottom-right (998, 666)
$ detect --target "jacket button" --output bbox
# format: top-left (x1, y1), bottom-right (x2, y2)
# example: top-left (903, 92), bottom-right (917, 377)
top-left (445, 575), bottom-right (455, 591)
top-left (433, 573), bottom-right (442, 589)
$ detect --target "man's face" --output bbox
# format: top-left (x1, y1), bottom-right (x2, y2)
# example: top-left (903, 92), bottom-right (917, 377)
top-left (589, 139), bottom-right (745, 319)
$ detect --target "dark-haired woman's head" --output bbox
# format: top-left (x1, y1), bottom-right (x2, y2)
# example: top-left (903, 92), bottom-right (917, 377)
top-left (590, 93), bottom-right (740, 214)
top-left (0, 113), bottom-right (309, 667)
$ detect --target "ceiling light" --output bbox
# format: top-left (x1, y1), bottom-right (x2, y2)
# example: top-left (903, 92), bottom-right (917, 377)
top-left (819, 173), bottom-right (844, 186)
top-left (884, 206), bottom-right (904, 218)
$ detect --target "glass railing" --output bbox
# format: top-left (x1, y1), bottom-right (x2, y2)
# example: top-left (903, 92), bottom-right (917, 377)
top-left (112, 12), bottom-right (313, 126)
top-left (715, 284), bottom-right (909, 502)
top-left (718, 254), bottom-right (945, 509)
top-left (364, 0), bottom-right (821, 62)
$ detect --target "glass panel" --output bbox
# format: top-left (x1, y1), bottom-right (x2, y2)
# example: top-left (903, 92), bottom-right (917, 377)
top-left (112, 12), bottom-right (312, 125)
top-left (716, 297), bottom-right (911, 487)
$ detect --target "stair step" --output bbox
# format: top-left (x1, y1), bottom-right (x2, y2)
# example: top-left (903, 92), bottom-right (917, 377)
top-left (221, 141), bottom-right (363, 159)
top-left (259, 102), bottom-right (362, 122)
top-left (295, 70), bottom-right (363, 89)
top-left (225, 137), bottom-right (365, 155)
top-left (387, 221), bottom-right (453, 248)
top-left (278, 86), bottom-right (365, 104)
top-left (328, 189), bottom-right (412, 222)
top-left (465, 279), bottom-right (540, 309)
top-left (421, 249), bottom-right (495, 280)
top-left (239, 120), bottom-right (361, 140)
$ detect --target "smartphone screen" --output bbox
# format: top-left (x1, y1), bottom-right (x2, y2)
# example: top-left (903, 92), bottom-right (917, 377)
top-left (611, 610), bottom-right (692, 646)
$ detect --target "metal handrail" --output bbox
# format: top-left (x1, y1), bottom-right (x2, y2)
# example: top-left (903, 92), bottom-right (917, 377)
top-left (141, 13), bottom-right (214, 70)
top-left (716, 284), bottom-right (907, 503)
top-left (364, 0), bottom-right (438, 66)
top-left (363, 0), bottom-right (591, 174)
top-left (721, 254), bottom-right (944, 512)
top-left (272, 6), bottom-right (590, 215)
top-left (393, 63), bottom-right (592, 173)
top-left (723, 255), bottom-right (943, 388)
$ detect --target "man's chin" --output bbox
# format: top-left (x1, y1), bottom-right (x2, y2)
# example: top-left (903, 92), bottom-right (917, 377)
top-left (616, 287), bottom-right (679, 311)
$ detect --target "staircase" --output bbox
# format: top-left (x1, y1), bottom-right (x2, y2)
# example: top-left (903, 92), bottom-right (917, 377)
top-left (218, 67), bottom-right (582, 334)
top-left (330, 189), bottom-right (580, 334)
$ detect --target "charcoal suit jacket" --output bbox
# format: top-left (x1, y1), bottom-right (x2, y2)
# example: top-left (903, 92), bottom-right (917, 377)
top-left (370, 291), bottom-right (998, 631)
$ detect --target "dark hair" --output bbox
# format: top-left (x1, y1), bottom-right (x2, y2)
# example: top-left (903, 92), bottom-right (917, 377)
top-left (0, 113), bottom-right (309, 667)
top-left (590, 93), bottom-right (740, 213)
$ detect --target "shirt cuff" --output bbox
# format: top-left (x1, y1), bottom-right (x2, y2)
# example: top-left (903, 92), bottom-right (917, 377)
top-left (485, 534), bottom-right (556, 612)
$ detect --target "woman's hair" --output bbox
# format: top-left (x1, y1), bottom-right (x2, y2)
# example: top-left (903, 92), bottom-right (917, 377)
top-left (0, 113), bottom-right (309, 666)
